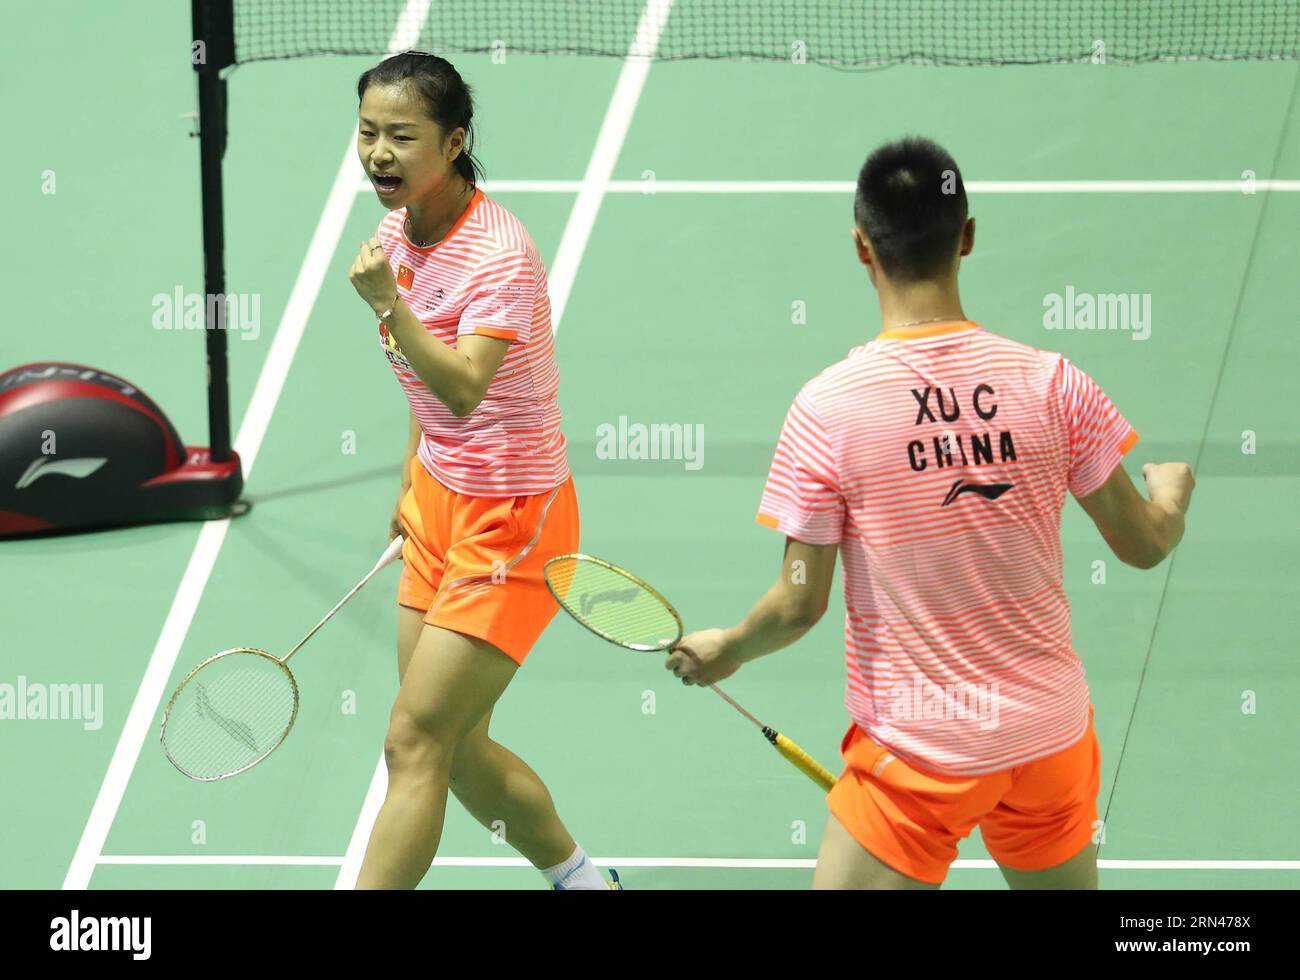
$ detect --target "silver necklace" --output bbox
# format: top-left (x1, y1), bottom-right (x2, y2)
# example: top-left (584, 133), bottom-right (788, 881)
top-left (405, 183), bottom-right (472, 247)
top-left (890, 315), bottom-right (964, 330)
top-left (404, 214), bottom-right (438, 248)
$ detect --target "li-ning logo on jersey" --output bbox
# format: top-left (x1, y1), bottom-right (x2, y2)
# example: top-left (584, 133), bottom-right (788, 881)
top-left (15, 457), bottom-right (108, 490)
top-left (942, 479), bottom-right (1013, 507)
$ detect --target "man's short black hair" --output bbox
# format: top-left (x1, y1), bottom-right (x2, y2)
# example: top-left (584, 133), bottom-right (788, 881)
top-left (854, 137), bottom-right (968, 282)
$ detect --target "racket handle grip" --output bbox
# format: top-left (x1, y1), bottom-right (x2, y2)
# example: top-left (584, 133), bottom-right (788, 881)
top-left (374, 534), bottom-right (405, 573)
top-left (771, 731), bottom-right (837, 792)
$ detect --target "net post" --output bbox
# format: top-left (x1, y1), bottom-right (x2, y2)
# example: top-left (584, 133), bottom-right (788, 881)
top-left (192, 0), bottom-right (236, 463)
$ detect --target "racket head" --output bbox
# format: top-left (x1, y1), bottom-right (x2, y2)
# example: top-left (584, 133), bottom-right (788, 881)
top-left (160, 647), bottom-right (299, 781)
top-left (543, 554), bottom-right (683, 652)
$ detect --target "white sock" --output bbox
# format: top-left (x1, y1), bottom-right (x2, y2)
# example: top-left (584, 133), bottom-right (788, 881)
top-left (541, 845), bottom-right (606, 890)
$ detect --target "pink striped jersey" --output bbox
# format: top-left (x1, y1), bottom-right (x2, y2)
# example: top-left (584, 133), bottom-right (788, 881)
top-left (375, 188), bottom-right (569, 496)
top-left (757, 321), bottom-right (1139, 775)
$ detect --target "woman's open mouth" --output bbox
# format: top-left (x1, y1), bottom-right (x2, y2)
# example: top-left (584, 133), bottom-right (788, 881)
top-left (371, 172), bottom-right (403, 196)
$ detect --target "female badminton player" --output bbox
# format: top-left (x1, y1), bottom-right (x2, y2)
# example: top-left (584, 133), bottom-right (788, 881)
top-left (347, 51), bottom-right (613, 890)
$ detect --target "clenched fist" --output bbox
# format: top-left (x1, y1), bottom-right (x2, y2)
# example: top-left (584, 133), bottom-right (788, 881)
top-left (666, 629), bottom-right (742, 686)
top-left (1142, 462), bottom-right (1195, 513)
top-left (349, 237), bottom-right (399, 315)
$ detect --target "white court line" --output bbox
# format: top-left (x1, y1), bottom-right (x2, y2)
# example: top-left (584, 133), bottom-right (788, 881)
top-left (102, 855), bottom-right (1300, 871)
top-left (335, 747), bottom-right (390, 887)
top-left (99, 856), bottom-right (345, 866)
top-left (334, 0), bottom-right (677, 888)
top-left (60, 0), bottom-right (435, 893)
top-left (546, 0), bottom-right (676, 332)
top-left (357, 178), bottom-right (1300, 195)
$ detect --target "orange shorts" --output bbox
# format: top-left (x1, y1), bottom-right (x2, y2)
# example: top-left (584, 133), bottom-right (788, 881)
top-left (396, 458), bottom-right (579, 665)
top-left (827, 707), bottom-right (1100, 885)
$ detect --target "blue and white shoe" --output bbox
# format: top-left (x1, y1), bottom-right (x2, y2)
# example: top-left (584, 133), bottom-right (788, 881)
top-left (552, 868), bottom-right (623, 890)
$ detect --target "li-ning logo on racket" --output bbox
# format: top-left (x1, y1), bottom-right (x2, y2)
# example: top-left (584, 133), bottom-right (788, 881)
top-left (194, 683), bottom-right (260, 752)
top-left (579, 586), bottom-right (641, 617)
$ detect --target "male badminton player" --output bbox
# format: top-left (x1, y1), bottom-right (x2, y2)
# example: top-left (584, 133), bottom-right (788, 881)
top-left (347, 52), bottom-right (613, 890)
top-left (666, 137), bottom-right (1196, 889)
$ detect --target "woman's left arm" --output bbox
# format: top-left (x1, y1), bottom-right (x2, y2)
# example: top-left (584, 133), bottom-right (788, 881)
top-left (350, 237), bottom-right (508, 417)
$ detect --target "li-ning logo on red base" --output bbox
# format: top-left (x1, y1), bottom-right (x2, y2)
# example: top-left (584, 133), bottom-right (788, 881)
top-left (16, 457), bottom-right (108, 490)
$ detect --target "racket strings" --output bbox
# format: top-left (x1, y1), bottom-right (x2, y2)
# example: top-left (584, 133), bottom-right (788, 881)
top-left (546, 557), bottom-right (681, 650)
top-left (163, 651), bottom-right (297, 780)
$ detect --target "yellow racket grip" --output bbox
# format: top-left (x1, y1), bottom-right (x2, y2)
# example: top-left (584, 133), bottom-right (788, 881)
top-left (769, 730), bottom-right (837, 792)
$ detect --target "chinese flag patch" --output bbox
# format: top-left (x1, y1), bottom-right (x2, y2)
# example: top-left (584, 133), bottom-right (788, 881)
top-left (397, 264), bottom-right (415, 290)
